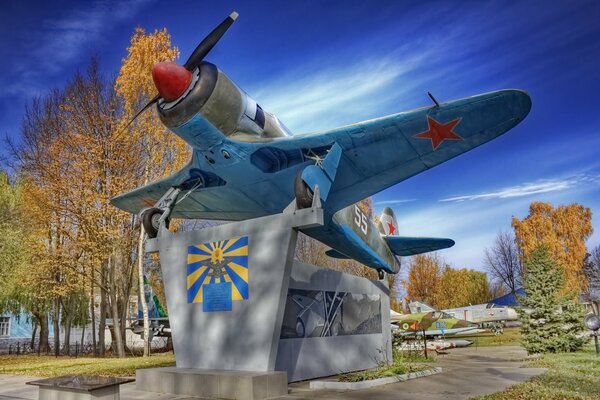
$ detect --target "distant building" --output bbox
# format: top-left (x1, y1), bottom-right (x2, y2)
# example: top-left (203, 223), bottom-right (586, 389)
top-left (0, 312), bottom-right (51, 350)
top-left (0, 294), bottom-right (168, 353)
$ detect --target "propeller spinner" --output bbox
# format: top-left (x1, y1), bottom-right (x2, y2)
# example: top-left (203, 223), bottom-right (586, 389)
top-left (127, 11), bottom-right (239, 126)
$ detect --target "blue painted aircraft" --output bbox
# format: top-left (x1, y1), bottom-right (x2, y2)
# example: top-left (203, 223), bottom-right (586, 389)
top-left (111, 12), bottom-right (531, 278)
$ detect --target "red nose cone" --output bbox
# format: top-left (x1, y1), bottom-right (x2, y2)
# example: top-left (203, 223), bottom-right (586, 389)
top-left (151, 62), bottom-right (193, 102)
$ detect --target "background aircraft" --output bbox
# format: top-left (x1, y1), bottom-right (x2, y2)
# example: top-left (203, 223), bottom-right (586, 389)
top-left (111, 12), bottom-right (531, 278)
top-left (397, 338), bottom-right (473, 352)
top-left (391, 310), bottom-right (479, 337)
top-left (409, 300), bottom-right (518, 335)
top-left (131, 275), bottom-right (170, 339)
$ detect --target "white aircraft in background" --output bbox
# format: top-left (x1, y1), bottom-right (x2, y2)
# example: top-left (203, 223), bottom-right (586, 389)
top-left (409, 301), bottom-right (519, 335)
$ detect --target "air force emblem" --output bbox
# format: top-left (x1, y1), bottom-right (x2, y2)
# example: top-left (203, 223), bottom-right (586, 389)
top-left (186, 236), bottom-right (249, 311)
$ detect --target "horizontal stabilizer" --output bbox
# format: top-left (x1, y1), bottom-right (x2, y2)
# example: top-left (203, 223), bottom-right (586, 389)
top-left (384, 236), bottom-right (455, 256)
top-left (325, 249), bottom-right (351, 259)
top-left (408, 301), bottom-right (436, 313)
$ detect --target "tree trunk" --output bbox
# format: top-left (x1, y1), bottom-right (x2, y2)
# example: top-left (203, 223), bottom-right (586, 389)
top-left (53, 298), bottom-right (60, 356)
top-left (138, 225), bottom-right (151, 356)
top-left (80, 322), bottom-right (85, 351)
top-left (90, 278), bottom-right (97, 356)
top-left (108, 256), bottom-right (125, 357)
top-left (37, 313), bottom-right (50, 354)
top-left (99, 276), bottom-right (107, 357)
top-left (64, 317), bottom-right (72, 356)
top-left (30, 322), bottom-right (38, 349)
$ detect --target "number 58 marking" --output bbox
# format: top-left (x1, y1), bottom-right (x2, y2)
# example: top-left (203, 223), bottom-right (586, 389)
top-left (354, 205), bottom-right (368, 235)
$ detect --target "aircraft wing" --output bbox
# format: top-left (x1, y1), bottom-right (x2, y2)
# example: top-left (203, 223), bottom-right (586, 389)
top-left (256, 89), bottom-right (531, 214)
top-left (111, 89), bottom-right (531, 219)
top-left (384, 236), bottom-right (455, 256)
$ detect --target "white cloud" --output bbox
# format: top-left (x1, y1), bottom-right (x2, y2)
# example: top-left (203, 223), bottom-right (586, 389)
top-left (374, 199), bottom-right (416, 206)
top-left (439, 175), bottom-right (599, 203)
top-left (251, 50), bottom-right (434, 134)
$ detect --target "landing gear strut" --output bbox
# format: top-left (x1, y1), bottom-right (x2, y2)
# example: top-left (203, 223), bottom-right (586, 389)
top-left (490, 322), bottom-right (504, 336)
top-left (140, 187), bottom-right (181, 239)
top-left (141, 207), bottom-right (164, 238)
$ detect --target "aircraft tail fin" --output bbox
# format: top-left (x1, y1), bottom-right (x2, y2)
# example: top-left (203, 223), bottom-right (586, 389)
top-left (138, 274), bottom-right (168, 320)
top-left (409, 300), bottom-right (436, 313)
top-left (378, 207), bottom-right (399, 236)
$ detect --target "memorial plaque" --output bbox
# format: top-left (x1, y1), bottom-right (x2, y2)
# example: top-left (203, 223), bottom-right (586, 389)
top-left (203, 282), bottom-right (233, 312)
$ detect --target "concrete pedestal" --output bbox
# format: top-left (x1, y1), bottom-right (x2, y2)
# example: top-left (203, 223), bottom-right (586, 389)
top-left (142, 203), bottom-right (391, 392)
top-left (136, 367), bottom-right (287, 400)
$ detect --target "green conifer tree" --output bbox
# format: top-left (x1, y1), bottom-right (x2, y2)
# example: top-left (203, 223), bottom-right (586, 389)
top-left (519, 246), bottom-right (586, 353)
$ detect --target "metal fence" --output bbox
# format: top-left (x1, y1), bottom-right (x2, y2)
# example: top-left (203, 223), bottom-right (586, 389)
top-left (7, 341), bottom-right (100, 357)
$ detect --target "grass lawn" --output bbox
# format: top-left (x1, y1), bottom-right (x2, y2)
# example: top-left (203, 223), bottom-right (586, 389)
top-left (457, 327), bottom-right (522, 347)
top-left (0, 353), bottom-right (175, 377)
top-left (474, 346), bottom-right (600, 400)
top-left (338, 349), bottom-right (435, 382)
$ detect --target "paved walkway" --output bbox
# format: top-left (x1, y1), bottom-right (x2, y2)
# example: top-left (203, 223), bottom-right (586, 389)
top-left (0, 346), bottom-right (546, 400)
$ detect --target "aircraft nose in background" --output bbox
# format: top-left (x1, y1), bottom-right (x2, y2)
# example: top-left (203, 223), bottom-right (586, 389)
top-left (507, 308), bottom-right (518, 320)
top-left (152, 61), bottom-right (193, 102)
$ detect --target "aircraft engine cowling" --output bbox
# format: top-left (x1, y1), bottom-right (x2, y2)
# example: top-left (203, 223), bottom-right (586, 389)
top-left (156, 62), bottom-right (290, 145)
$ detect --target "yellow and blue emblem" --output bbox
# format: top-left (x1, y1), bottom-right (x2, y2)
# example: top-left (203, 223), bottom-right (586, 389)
top-left (186, 236), bottom-right (249, 311)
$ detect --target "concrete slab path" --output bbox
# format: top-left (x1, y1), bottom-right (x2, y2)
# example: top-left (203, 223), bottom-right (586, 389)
top-left (0, 346), bottom-right (546, 400)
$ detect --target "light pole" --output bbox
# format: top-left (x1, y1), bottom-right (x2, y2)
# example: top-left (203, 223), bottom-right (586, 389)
top-left (584, 314), bottom-right (600, 355)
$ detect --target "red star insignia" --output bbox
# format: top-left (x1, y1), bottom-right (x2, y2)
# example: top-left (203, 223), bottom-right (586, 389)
top-left (387, 221), bottom-right (396, 235)
top-left (414, 116), bottom-right (463, 150)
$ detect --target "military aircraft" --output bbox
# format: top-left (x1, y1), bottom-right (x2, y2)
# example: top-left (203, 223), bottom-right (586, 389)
top-left (397, 339), bottom-right (473, 352)
top-left (391, 310), bottom-right (479, 336)
top-left (131, 275), bottom-right (171, 338)
top-left (111, 12), bottom-right (532, 279)
top-left (409, 300), bottom-right (518, 334)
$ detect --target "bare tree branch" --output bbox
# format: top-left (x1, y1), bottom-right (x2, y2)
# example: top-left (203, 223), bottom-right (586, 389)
top-left (484, 230), bottom-right (522, 293)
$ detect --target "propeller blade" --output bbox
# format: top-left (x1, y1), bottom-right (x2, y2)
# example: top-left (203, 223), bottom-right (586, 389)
top-left (183, 11), bottom-right (238, 71)
top-left (126, 94), bottom-right (160, 128)
top-left (125, 12), bottom-right (239, 128)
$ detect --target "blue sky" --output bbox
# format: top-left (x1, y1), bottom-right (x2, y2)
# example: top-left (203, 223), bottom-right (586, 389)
top-left (1, 0), bottom-right (600, 272)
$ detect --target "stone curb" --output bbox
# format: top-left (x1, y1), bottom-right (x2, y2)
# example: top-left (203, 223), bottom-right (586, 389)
top-left (309, 367), bottom-right (443, 390)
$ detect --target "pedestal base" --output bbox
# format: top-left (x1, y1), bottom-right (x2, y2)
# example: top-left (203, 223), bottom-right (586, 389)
top-left (136, 367), bottom-right (287, 400)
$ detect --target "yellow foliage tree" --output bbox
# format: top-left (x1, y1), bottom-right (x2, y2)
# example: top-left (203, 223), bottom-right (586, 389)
top-left (512, 202), bottom-right (593, 295)
top-left (437, 267), bottom-right (490, 308)
top-left (405, 254), bottom-right (491, 309)
top-left (115, 27), bottom-right (191, 356)
top-left (404, 254), bottom-right (442, 307)
top-left (115, 27), bottom-right (189, 180)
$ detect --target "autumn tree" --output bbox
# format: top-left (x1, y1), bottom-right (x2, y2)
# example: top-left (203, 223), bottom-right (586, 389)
top-left (512, 202), bottom-right (593, 295)
top-left (12, 86), bottom-right (91, 355)
top-left (404, 253), bottom-right (442, 307)
top-left (115, 27), bottom-right (189, 356)
top-left (484, 231), bottom-right (522, 293)
top-left (0, 173), bottom-right (55, 352)
top-left (13, 58), bottom-right (143, 357)
top-left (0, 172), bottom-right (29, 323)
top-left (404, 253), bottom-right (493, 309)
top-left (437, 267), bottom-right (490, 309)
top-left (5, 27), bottom-right (188, 358)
